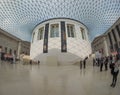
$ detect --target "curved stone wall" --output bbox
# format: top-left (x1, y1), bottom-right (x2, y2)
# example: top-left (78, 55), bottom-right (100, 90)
top-left (30, 18), bottom-right (91, 65)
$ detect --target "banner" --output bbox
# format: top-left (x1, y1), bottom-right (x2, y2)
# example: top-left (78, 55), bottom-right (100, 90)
top-left (61, 21), bottom-right (67, 52)
top-left (43, 23), bottom-right (49, 53)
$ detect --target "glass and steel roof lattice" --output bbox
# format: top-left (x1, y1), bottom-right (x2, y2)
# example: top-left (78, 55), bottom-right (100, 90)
top-left (0, 0), bottom-right (120, 41)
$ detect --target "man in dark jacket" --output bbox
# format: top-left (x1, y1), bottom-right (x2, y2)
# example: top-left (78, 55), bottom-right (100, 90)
top-left (83, 57), bottom-right (88, 69)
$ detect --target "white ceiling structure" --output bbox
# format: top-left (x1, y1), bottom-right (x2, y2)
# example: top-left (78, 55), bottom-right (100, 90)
top-left (0, 0), bottom-right (120, 41)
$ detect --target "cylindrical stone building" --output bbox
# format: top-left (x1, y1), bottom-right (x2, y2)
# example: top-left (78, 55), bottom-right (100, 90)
top-left (30, 18), bottom-right (91, 65)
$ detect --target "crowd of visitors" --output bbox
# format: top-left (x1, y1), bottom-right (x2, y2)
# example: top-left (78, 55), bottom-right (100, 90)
top-left (79, 53), bottom-right (119, 88)
top-left (0, 51), bottom-right (16, 64)
top-left (92, 54), bottom-right (120, 88)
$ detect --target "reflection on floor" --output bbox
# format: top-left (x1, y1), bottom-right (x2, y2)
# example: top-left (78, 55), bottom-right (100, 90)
top-left (0, 61), bottom-right (120, 95)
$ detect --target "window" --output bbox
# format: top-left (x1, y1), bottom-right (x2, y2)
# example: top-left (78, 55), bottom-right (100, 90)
top-left (80, 27), bottom-right (86, 40)
top-left (0, 46), bottom-right (2, 52)
top-left (112, 29), bottom-right (117, 42)
top-left (67, 24), bottom-right (75, 37)
top-left (14, 50), bottom-right (16, 55)
top-left (116, 25), bottom-right (120, 37)
top-left (9, 49), bottom-right (12, 54)
top-left (114, 43), bottom-right (118, 51)
top-left (5, 47), bottom-right (7, 53)
top-left (50, 24), bottom-right (59, 38)
top-left (38, 27), bottom-right (44, 40)
top-left (32, 32), bottom-right (35, 43)
top-left (110, 45), bottom-right (113, 52)
top-left (108, 32), bottom-right (113, 46)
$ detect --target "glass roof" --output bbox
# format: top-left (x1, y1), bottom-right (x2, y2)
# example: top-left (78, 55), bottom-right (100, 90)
top-left (0, 0), bottom-right (120, 41)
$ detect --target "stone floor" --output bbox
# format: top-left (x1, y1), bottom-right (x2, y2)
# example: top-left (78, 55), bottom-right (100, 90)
top-left (0, 61), bottom-right (120, 95)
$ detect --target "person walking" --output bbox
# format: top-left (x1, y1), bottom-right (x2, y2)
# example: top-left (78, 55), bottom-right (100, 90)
top-left (93, 58), bottom-right (95, 66)
top-left (83, 57), bottom-right (88, 69)
top-left (30, 60), bottom-right (32, 65)
top-left (110, 61), bottom-right (119, 87)
top-left (98, 58), bottom-right (100, 67)
top-left (104, 56), bottom-right (108, 71)
top-left (38, 60), bottom-right (40, 65)
top-left (100, 57), bottom-right (104, 71)
top-left (80, 60), bottom-right (82, 69)
top-left (83, 60), bottom-right (85, 69)
top-left (110, 55), bottom-right (113, 64)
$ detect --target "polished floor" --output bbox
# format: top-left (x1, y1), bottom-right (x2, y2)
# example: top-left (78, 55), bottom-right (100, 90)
top-left (0, 60), bottom-right (120, 95)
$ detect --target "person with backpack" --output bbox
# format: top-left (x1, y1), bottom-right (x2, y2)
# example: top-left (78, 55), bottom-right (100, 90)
top-left (110, 61), bottom-right (119, 87)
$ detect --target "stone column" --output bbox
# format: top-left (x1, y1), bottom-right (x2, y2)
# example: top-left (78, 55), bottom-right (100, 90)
top-left (17, 41), bottom-right (22, 59)
top-left (79, 28), bottom-right (82, 40)
top-left (85, 30), bottom-right (89, 41)
top-left (104, 37), bottom-right (109, 56)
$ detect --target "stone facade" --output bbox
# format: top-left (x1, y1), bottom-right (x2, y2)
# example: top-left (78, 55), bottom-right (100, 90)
top-left (105, 17), bottom-right (120, 55)
top-left (92, 35), bottom-right (109, 57)
top-left (0, 29), bottom-right (20, 56)
top-left (92, 17), bottom-right (120, 56)
top-left (0, 29), bottom-right (30, 59)
top-left (21, 41), bottom-right (30, 55)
